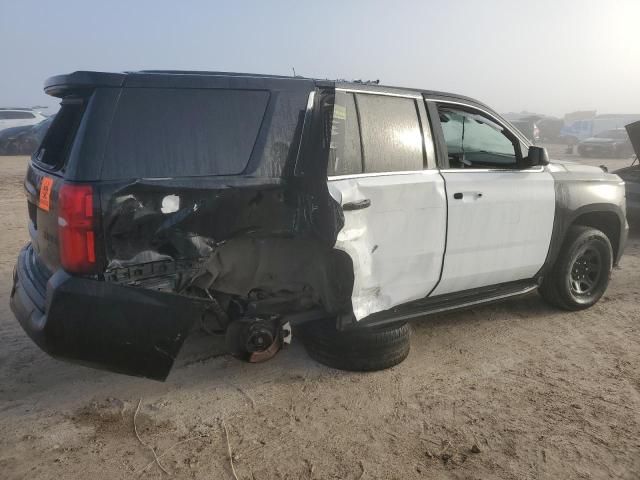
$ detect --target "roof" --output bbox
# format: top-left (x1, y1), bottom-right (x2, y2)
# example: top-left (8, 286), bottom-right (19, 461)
top-left (45, 70), bottom-right (470, 99)
top-left (43, 70), bottom-right (496, 119)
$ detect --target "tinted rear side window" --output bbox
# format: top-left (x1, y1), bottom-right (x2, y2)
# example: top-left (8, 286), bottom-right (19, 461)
top-left (34, 100), bottom-right (85, 168)
top-left (356, 94), bottom-right (424, 173)
top-left (102, 88), bottom-right (269, 179)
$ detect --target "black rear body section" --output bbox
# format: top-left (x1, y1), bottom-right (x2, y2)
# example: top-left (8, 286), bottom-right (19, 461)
top-left (12, 71), bottom-right (353, 380)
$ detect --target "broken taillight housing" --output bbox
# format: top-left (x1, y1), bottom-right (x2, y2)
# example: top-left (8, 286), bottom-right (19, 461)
top-left (58, 183), bottom-right (96, 273)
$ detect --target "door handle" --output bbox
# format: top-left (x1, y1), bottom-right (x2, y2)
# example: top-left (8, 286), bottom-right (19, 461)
top-left (343, 199), bottom-right (371, 211)
top-left (453, 192), bottom-right (482, 200)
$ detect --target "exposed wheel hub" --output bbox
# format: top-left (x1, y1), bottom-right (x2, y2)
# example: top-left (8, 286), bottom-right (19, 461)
top-left (245, 325), bottom-right (275, 353)
top-left (225, 317), bottom-right (283, 363)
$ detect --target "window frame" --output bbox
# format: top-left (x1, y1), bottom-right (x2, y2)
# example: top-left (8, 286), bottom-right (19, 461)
top-left (326, 87), bottom-right (437, 179)
top-left (325, 90), bottom-right (365, 176)
top-left (425, 97), bottom-right (538, 172)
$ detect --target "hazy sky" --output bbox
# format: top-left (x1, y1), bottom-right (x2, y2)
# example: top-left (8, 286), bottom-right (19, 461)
top-left (1, 0), bottom-right (639, 117)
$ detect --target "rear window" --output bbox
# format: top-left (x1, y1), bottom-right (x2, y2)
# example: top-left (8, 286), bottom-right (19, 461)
top-left (101, 88), bottom-right (269, 179)
top-left (0, 111), bottom-right (35, 120)
top-left (34, 100), bottom-right (84, 168)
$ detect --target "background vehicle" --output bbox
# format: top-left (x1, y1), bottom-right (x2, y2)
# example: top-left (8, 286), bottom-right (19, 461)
top-left (0, 108), bottom-right (47, 132)
top-left (0, 115), bottom-right (53, 155)
top-left (10, 71), bottom-right (628, 381)
top-left (577, 128), bottom-right (634, 158)
top-left (561, 113), bottom-right (640, 145)
top-left (615, 120), bottom-right (640, 218)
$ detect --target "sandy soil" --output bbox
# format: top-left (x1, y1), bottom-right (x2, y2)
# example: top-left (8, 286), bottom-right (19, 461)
top-left (0, 150), bottom-right (639, 480)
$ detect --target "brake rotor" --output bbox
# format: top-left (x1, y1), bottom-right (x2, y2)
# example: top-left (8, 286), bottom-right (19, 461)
top-left (225, 317), bottom-right (283, 363)
top-left (247, 336), bottom-right (282, 363)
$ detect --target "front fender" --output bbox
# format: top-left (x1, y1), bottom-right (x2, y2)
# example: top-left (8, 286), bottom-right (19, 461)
top-left (540, 170), bottom-right (627, 275)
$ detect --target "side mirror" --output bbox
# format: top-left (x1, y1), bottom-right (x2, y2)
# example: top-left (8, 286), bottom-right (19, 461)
top-left (525, 146), bottom-right (549, 167)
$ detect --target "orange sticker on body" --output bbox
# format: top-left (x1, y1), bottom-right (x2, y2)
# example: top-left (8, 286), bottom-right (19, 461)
top-left (39, 177), bottom-right (53, 211)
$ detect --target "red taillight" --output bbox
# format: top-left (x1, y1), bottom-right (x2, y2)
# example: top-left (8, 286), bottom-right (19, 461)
top-left (58, 183), bottom-right (96, 273)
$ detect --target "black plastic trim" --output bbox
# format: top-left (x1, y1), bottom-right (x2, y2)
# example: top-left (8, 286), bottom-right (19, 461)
top-left (10, 244), bottom-right (206, 380)
top-left (347, 279), bottom-right (538, 330)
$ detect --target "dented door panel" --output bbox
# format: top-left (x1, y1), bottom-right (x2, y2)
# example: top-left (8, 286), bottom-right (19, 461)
top-left (329, 171), bottom-right (447, 320)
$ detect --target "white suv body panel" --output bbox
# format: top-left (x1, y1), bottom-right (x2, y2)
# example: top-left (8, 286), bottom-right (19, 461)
top-left (329, 170), bottom-right (447, 320)
top-left (431, 168), bottom-right (555, 296)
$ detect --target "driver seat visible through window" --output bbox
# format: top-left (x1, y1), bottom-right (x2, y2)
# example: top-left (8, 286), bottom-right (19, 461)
top-left (438, 107), bottom-right (521, 169)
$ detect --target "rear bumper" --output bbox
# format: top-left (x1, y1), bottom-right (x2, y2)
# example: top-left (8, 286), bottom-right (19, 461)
top-left (10, 244), bottom-right (204, 380)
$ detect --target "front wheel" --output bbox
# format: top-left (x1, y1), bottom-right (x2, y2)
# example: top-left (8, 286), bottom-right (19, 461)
top-left (539, 226), bottom-right (613, 310)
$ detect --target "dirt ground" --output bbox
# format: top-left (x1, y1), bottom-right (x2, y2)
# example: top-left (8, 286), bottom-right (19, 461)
top-left (0, 148), bottom-right (639, 480)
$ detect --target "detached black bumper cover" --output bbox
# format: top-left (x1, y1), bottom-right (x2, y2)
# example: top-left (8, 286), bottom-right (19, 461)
top-left (10, 245), bottom-right (203, 380)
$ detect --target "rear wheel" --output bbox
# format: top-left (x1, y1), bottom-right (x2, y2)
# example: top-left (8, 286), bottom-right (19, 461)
top-left (299, 320), bottom-right (410, 372)
top-left (539, 226), bottom-right (613, 310)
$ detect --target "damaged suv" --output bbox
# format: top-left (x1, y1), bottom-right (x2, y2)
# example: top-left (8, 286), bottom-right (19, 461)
top-left (11, 71), bottom-right (627, 380)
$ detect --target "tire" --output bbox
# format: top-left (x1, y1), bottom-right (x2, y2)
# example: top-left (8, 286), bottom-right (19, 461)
top-left (539, 226), bottom-right (613, 311)
top-left (299, 320), bottom-right (410, 372)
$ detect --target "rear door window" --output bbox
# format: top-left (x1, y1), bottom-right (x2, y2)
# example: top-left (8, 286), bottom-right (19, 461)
top-left (356, 94), bottom-right (424, 173)
top-left (327, 91), bottom-right (363, 176)
top-left (101, 88), bottom-right (270, 179)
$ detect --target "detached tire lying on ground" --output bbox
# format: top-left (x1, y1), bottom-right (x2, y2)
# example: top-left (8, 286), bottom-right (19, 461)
top-left (299, 320), bottom-right (411, 371)
top-left (539, 226), bottom-right (613, 311)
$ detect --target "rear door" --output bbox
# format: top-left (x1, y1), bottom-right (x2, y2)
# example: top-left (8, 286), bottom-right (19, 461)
top-left (427, 99), bottom-right (555, 296)
top-left (328, 89), bottom-right (447, 320)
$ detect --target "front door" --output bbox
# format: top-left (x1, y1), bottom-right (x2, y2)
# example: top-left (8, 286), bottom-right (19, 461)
top-left (327, 89), bottom-right (447, 320)
top-left (429, 101), bottom-right (555, 296)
